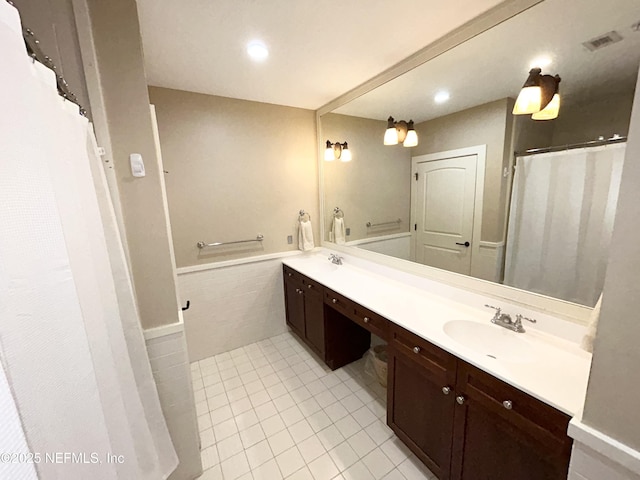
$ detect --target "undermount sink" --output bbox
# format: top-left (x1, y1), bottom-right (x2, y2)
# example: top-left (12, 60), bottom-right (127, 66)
top-left (443, 320), bottom-right (536, 363)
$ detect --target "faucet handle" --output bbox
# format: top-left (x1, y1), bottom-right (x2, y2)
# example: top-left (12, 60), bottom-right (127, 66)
top-left (484, 304), bottom-right (501, 315)
top-left (515, 314), bottom-right (537, 324)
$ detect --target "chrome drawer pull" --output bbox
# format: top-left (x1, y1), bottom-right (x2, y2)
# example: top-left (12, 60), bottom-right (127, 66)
top-left (503, 400), bottom-right (513, 410)
top-left (413, 346), bottom-right (421, 354)
top-left (332, 298), bottom-right (338, 304)
top-left (456, 396), bottom-right (465, 405)
top-left (363, 317), bottom-right (370, 323)
top-left (442, 386), bottom-right (451, 395)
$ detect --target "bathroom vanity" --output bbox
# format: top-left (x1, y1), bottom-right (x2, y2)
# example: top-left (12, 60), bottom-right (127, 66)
top-left (282, 252), bottom-right (590, 480)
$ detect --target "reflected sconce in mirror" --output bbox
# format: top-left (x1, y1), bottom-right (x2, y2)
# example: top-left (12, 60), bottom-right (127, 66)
top-left (513, 68), bottom-right (561, 120)
top-left (384, 116), bottom-right (419, 147)
top-left (325, 140), bottom-right (352, 162)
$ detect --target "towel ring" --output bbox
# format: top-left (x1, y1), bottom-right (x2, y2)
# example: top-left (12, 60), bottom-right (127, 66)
top-left (299, 209), bottom-right (311, 222)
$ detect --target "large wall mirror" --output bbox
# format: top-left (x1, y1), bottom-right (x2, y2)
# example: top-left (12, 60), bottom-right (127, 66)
top-left (320, 0), bottom-right (639, 309)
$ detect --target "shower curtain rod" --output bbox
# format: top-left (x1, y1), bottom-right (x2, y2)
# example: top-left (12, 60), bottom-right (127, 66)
top-left (6, 0), bottom-right (88, 117)
top-left (515, 136), bottom-right (627, 157)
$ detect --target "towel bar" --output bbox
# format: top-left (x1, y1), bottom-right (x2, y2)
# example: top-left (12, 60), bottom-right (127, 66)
top-left (197, 234), bottom-right (264, 249)
top-left (366, 219), bottom-right (401, 228)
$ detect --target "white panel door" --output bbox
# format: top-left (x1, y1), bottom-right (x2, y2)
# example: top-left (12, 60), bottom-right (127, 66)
top-left (415, 155), bottom-right (477, 275)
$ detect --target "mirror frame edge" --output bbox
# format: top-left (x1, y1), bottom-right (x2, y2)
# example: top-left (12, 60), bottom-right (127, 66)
top-left (315, 0), bottom-right (593, 325)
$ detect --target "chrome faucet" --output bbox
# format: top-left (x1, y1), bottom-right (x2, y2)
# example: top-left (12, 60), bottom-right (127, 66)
top-left (328, 253), bottom-right (343, 265)
top-left (484, 305), bottom-right (537, 333)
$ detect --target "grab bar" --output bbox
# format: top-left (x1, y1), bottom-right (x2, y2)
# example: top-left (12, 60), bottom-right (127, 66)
top-left (197, 234), bottom-right (264, 249)
top-left (366, 219), bottom-right (401, 228)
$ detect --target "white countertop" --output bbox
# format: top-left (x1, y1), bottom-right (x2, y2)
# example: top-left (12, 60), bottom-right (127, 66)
top-left (283, 251), bottom-right (592, 416)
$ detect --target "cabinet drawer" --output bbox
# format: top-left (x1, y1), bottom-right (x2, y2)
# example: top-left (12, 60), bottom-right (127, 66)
top-left (353, 305), bottom-right (389, 340)
top-left (390, 324), bottom-right (456, 384)
top-left (301, 275), bottom-right (323, 296)
top-left (458, 361), bottom-right (572, 451)
top-left (283, 265), bottom-right (303, 284)
top-left (324, 288), bottom-right (357, 318)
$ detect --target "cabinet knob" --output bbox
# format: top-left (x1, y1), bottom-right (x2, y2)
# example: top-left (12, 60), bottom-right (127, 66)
top-left (287, 273), bottom-right (292, 277)
top-left (332, 298), bottom-right (338, 304)
top-left (503, 400), bottom-right (513, 410)
top-left (456, 395), bottom-right (466, 405)
top-left (307, 284), bottom-right (313, 289)
top-left (298, 290), bottom-right (304, 295)
top-left (413, 346), bottom-right (421, 354)
top-left (442, 386), bottom-right (451, 395)
top-left (363, 317), bottom-right (370, 323)
top-left (295, 288), bottom-right (300, 293)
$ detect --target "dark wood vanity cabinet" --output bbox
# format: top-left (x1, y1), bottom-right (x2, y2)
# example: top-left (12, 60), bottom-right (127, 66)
top-left (283, 266), bottom-right (306, 336)
top-left (284, 264), bottom-right (572, 480)
top-left (388, 323), bottom-right (572, 480)
top-left (388, 324), bottom-right (458, 479)
top-left (450, 362), bottom-right (572, 480)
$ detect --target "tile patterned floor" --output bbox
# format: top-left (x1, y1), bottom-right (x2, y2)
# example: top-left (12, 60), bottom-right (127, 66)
top-left (191, 331), bottom-right (437, 480)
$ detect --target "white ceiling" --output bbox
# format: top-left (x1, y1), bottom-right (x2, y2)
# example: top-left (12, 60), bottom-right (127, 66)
top-left (136, 0), bottom-right (506, 110)
top-left (334, 0), bottom-right (640, 123)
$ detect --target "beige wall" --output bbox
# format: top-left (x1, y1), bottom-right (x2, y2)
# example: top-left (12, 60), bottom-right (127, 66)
top-left (12, 0), bottom-right (91, 117)
top-left (582, 69), bottom-right (640, 452)
top-left (86, 0), bottom-right (180, 330)
top-left (413, 98), bottom-right (514, 242)
top-left (552, 92), bottom-right (634, 146)
top-left (148, 87), bottom-right (319, 268)
top-left (321, 113), bottom-right (411, 242)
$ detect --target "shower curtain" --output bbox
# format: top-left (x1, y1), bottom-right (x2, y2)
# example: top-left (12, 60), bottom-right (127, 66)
top-left (504, 143), bottom-right (625, 307)
top-left (0, 3), bottom-right (177, 479)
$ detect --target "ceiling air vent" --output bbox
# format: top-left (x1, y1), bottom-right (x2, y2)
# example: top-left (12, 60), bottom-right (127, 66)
top-left (582, 31), bottom-right (623, 51)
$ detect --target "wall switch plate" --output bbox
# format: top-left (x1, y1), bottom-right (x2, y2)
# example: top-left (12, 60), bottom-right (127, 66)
top-left (130, 153), bottom-right (145, 177)
top-left (287, 235), bottom-right (293, 244)
top-left (346, 228), bottom-right (351, 236)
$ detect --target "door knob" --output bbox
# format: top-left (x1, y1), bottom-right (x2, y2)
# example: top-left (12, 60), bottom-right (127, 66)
top-left (442, 386), bottom-right (451, 395)
top-left (456, 395), bottom-right (466, 405)
top-left (456, 241), bottom-right (470, 247)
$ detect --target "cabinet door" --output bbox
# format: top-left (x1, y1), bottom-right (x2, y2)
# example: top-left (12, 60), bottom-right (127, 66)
top-left (284, 276), bottom-right (305, 336)
top-left (388, 347), bottom-right (456, 479)
top-left (304, 288), bottom-right (325, 355)
top-left (450, 363), bottom-right (572, 480)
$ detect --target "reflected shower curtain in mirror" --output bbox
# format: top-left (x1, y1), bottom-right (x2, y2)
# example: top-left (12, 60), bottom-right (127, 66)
top-left (0, 3), bottom-right (177, 479)
top-left (504, 143), bottom-right (625, 307)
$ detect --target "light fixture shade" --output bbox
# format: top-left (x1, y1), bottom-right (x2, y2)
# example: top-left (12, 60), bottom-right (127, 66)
top-left (403, 121), bottom-right (418, 147)
top-left (324, 147), bottom-right (335, 161)
top-left (532, 93), bottom-right (560, 120)
top-left (384, 116), bottom-right (399, 145)
top-left (513, 86), bottom-right (542, 115)
top-left (513, 68), bottom-right (543, 115)
top-left (341, 144), bottom-right (352, 162)
top-left (324, 140), bottom-right (335, 161)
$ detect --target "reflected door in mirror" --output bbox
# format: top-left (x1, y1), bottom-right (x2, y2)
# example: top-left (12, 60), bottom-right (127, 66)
top-left (415, 154), bottom-right (477, 275)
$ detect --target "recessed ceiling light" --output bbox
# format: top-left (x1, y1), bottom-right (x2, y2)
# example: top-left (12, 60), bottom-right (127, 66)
top-left (529, 56), bottom-right (552, 69)
top-left (247, 41), bottom-right (269, 61)
top-left (434, 91), bottom-right (450, 104)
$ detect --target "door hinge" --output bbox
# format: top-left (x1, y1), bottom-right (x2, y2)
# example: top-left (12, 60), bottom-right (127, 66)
top-left (414, 224), bottom-right (417, 231)
top-left (414, 172), bottom-right (418, 180)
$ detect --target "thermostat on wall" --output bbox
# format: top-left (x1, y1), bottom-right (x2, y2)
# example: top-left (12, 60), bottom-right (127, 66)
top-left (130, 153), bottom-right (145, 177)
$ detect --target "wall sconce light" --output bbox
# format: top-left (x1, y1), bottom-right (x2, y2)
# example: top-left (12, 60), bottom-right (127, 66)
top-left (384, 116), bottom-right (418, 147)
top-left (325, 140), bottom-right (352, 162)
top-left (513, 68), bottom-right (561, 120)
